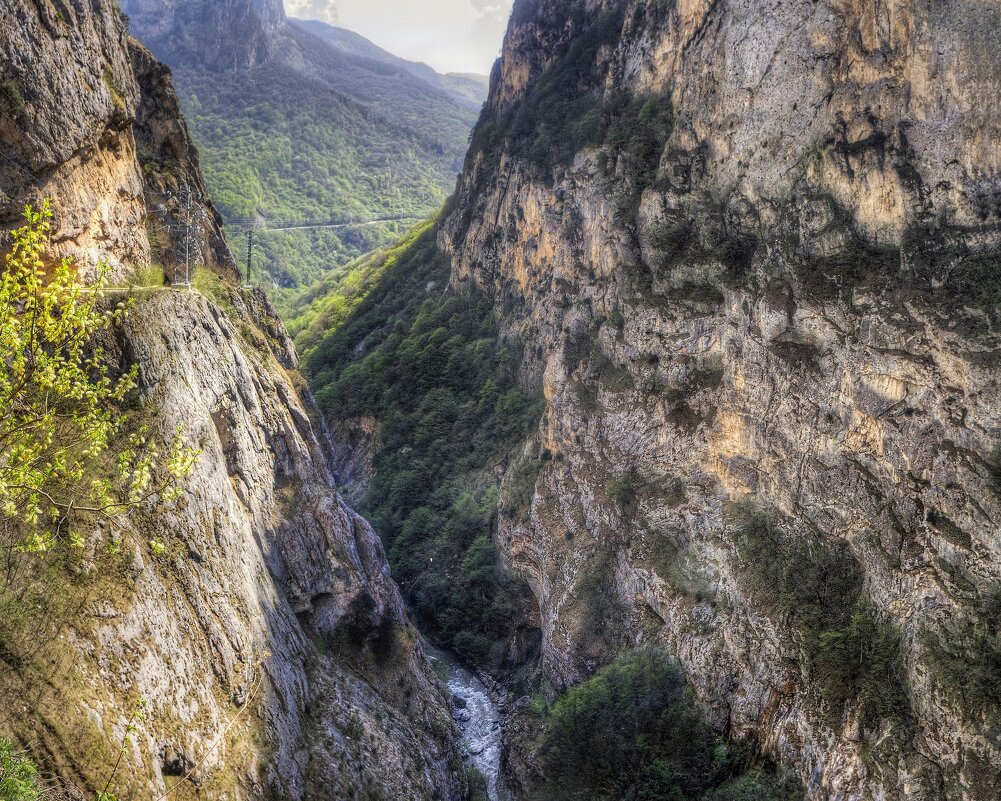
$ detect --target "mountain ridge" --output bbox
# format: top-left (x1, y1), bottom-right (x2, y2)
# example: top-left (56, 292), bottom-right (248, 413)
top-left (289, 17), bottom-right (489, 109)
top-left (120, 0), bottom-right (483, 293)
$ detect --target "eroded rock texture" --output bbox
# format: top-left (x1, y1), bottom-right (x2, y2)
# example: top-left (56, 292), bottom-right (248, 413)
top-left (0, 0), bottom-right (148, 278)
top-left (442, 1), bottom-right (1001, 798)
top-left (0, 3), bottom-right (464, 799)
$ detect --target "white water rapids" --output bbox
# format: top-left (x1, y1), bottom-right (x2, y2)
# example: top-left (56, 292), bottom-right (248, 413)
top-left (427, 646), bottom-right (514, 801)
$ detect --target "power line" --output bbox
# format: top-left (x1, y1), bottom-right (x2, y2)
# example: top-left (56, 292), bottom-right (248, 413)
top-left (245, 229), bottom-right (254, 288)
top-left (224, 215), bottom-right (423, 232)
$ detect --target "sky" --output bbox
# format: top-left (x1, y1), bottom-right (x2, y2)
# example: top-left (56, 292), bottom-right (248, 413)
top-left (283, 0), bottom-right (514, 75)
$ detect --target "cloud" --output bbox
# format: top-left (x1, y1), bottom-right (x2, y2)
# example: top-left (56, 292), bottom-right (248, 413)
top-left (470, 0), bottom-right (509, 18)
top-left (284, 0), bottom-right (340, 23)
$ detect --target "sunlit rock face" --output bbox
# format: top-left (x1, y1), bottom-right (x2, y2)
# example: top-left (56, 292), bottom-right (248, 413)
top-left (0, 0), bottom-right (148, 280)
top-left (443, 1), bottom-right (1001, 798)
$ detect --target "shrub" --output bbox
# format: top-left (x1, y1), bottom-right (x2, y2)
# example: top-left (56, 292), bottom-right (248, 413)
top-left (605, 467), bottom-right (641, 516)
top-left (927, 509), bottom-right (973, 549)
top-left (0, 202), bottom-right (197, 555)
top-left (705, 770), bottom-right (807, 801)
top-left (503, 456), bottom-right (543, 522)
top-left (920, 586), bottom-right (1001, 719)
top-left (575, 558), bottom-right (626, 647)
top-left (0, 741), bottom-right (41, 801)
top-left (0, 79), bottom-right (24, 117)
top-left (735, 509), bottom-right (910, 726)
top-left (533, 647), bottom-right (804, 801)
top-left (465, 766), bottom-right (489, 801)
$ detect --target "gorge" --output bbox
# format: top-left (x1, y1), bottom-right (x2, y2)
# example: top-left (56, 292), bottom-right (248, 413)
top-left (2, 1), bottom-right (1000, 800)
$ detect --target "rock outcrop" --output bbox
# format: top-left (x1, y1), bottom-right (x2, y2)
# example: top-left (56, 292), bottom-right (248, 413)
top-left (0, 0), bottom-right (148, 279)
top-left (130, 39), bottom-right (240, 284)
top-left (119, 0), bottom-right (286, 71)
top-left (441, 1), bottom-right (1001, 799)
top-left (0, 2), bottom-right (464, 799)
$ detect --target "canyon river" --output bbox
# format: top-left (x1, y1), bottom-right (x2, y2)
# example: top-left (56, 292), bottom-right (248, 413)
top-left (427, 646), bottom-right (514, 801)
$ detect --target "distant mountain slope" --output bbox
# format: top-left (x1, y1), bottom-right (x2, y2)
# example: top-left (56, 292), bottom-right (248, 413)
top-left (290, 18), bottom-right (489, 109)
top-left (121, 0), bottom-right (481, 294)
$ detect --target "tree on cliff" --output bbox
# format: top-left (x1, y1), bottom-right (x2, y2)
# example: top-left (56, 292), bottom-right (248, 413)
top-left (0, 201), bottom-right (197, 558)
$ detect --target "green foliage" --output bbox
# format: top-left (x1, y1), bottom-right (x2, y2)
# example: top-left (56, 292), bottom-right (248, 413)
top-left (601, 94), bottom-right (674, 224)
top-left (533, 647), bottom-right (804, 801)
top-left (102, 69), bottom-right (125, 111)
top-left (735, 510), bottom-right (910, 726)
top-left (574, 558), bottom-right (626, 648)
top-left (128, 263), bottom-right (167, 289)
top-left (95, 700), bottom-right (146, 801)
top-left (606, 467), bottom-right (641, 515)
top-left (920, 586), bottom-right (1001, 720)
top-left (192, 264), bottom-right (228, 305)
top-left (287, 219), bottom-right (438, 355)
top-left (501, 456), bottom-right (543, 523)
top-left (304, 225), bottom-right (542, 669)
top-left (704, 771), bottom-right (807, 801)
top-left (469, 6), bottom-right (627, 176)
top-left (465, 766), bottom-right (489, 801)
top-left (465, 3), bottom-right (676, 236)
top-left (0, 741), bottom-right (41, 801)
top-left (0, 204), bottom-right (197, 758)
top-left (0, 80), bottom-right (24, 118)
top-left (0, 202), bottom-right (197, 555)
top-left (176, 58), bottom-right (475, 292)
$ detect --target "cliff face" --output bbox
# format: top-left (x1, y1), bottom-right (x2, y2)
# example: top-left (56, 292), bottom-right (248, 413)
top-left (0, 3), bottom-right (463, 799)
top-left (30, 288), bottom-right (461, 801)
top-left (120, 0), bottom-right (286, 71)
top-left (0, 0), bottom-right (148, 279)
top-left (442, 1), bottom-right (1001, 799)
top-left (129, 39), bottom-right (240, 284)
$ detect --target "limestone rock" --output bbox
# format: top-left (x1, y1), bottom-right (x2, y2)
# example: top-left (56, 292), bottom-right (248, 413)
top-left (443, 1), bottom-right (1001, 799)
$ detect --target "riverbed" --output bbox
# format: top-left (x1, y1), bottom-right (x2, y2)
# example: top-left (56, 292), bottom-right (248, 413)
top-left (426, 646), bottom-right (514, 801)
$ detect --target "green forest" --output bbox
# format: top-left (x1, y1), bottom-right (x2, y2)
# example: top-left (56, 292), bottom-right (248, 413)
top-left (301, 223), bottom-right (542, 670)
top-left (175, 61), bottom-right (474, 294)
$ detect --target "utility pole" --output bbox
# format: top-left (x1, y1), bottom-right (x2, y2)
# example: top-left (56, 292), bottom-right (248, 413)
top-left (165, 184), bottom-right (207, 287)
top-left (182, 187), bottom-right (192, 286)
top-left (245, 229), bottom-right (254, 288)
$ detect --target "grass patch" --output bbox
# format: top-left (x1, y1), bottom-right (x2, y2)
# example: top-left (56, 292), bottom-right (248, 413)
top-left (102, 68), bottom-right (126, 111)
top-left (129, 263), bottom-right (167, 289)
